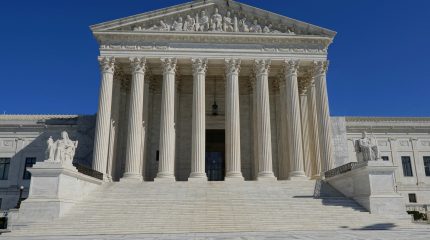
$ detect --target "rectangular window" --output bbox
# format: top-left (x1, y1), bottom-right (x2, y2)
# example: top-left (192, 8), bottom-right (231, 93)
top-left (0, 198), bottom-right (2, 209)
top-left (381, 156), bottom-right (389, 161)
top-left (23, 157), bottom-right (37, 180)
top-left (424, 157), bottom-right (430, 177)
top-left (401, 156), bottom-right (413, 177)
top-left (408, 193), bottom-right (417, 203)
top-left (0, 158), bottom-right (10, 180)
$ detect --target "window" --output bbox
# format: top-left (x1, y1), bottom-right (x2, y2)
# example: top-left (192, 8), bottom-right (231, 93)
top-left (401, 156), bottom-right (413, 177)
top-left (0, 198), bottom-right (2, 209)
top-left (381, 156), bottom-right (389, 161)
top-left (23, 157), bottom-right (37, 180)
top-left (424, 157), bottom-right (430, 177)
top-left (0, 158), bottom-right (10, 180)
top-left (408, 193), bottom-right (417, 203)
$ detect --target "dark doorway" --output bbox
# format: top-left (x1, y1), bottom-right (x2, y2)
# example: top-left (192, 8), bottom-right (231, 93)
top-left (206, 130), bottom-right (225, 181)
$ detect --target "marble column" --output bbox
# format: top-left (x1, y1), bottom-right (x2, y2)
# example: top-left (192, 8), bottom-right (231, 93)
top-left (141, 74), bottom-right (151, 180)
top-left (92, 57), bottom-right (115, 179)
top-left (278, 74), bottom-right (290, 180)
top-left (308, 79), bottom-right (322, 178)
top-left (189, 58), bottom-right (208, 180)
top-left (122, 57), bottom-right (146, 181)
top-left (224, 59), bottom-right (244, 180)
top-left (299, 86), bottom-right (312, 178)
top-left (284, 60), bottom-right (306, 179)
top-left (156, 58), bottom-right (177, 181)
top-left (106, 70), bottom-right (122, 182)
top-left (249, 74), bottom-right (259, 180)
top-left (313, 61), bottom-right (334, 173)
top-left (254, 59), bottom-right (275, 179)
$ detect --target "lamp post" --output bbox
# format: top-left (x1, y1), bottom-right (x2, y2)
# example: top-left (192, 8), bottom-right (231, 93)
top-left (15, 186), bottom-right (24, 209)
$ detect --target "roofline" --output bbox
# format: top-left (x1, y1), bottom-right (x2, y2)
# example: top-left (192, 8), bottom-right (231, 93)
top-left (90, 0), bottom-right (336, 38)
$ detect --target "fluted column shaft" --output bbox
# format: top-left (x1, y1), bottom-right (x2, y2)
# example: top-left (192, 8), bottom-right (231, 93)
top-left (284, 60), bottom-right (306, 179)
top-left (314, 61), bottom-right (334, 173)
top-left (254, 59), bottom-right (275, 179)
top-left (189, 58), bottom-right (208, 180)
top-left (92, 57), bottom-right (115, 179)
top-left (225, 59), bottom-right (244, 180)
top-left (156, 58), bottom-right (177, 180)
top-left (106, 73), bottom-right (122, 182)
top-left (123, 58), bottom-right (146, 181)
top-left (278, 78), bottom-right (290, 180)
top-left (308, 81), bottom-right (322, 178)
top-left (300, 91), bottom-right (312, 178)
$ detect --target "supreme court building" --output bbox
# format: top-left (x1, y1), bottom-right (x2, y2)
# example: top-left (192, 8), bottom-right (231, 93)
top-left (90, 2), bottom-right (335, 183)
top-left (2, 0), bottom-right (430, 236)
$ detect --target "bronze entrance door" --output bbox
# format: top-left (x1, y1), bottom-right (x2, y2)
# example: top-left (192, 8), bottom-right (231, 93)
top-left (205, 130), bottom-right (225, 181)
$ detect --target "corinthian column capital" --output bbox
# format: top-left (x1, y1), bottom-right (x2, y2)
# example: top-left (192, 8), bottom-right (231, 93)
top-left (129, 57), bottom-right (147, 74)
top-left (254, 59), bottom-right (271, 76)
top-left (191, 58), bottom-right (208, 75)
top-left (98, 57), bottom-right (115, 74)
top-left (161, 58), bottom-right (177, 74)
top-left (313, 60), bottom-right (329, 76)
top-left (284, 59), bottom-right (300, 76)
top-left (225, 58), bottom-right (241, 76)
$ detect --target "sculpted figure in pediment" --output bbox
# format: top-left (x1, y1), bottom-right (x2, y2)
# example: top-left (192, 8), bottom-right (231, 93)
top-left (250, 19), bottom-right (262, 33)
top-left (183, 15), bottom-right (196, 31)
top-left (211, 8), bottom-right (223, 31)
top-left (172, 17), bottom-right (184, 31)
top-left (223, 11), bottom-right (235, 32)
top-left (239, 18), bottom-right (249, 32)
top-left (198, 11), bottom-right (210, 31)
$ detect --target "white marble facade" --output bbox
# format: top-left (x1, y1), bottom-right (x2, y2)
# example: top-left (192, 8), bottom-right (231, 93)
top-left (0, 0), bottom-right (430, 212)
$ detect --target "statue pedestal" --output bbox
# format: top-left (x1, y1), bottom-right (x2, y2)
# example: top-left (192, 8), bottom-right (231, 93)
top-left (10, 161), bottom-right (103, 228)
top-left (326, 161), bottom-right (409, 219)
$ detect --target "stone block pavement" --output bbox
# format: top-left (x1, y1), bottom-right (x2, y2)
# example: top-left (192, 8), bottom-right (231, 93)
top-left (2, 229), bottom-right (430, 240)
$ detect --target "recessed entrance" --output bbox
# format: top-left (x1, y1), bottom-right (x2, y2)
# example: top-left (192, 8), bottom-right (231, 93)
top-left (206, 129), bottom-right (225, 181)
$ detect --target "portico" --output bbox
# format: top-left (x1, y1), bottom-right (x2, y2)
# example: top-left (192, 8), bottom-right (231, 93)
top-left (88, 0), bottom-right (336, 182)
top-left (91, 56), bottom-right (334, 182)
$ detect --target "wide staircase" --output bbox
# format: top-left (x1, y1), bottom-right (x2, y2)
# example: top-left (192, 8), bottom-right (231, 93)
top-left (7, 180), bottom-right (422, 236)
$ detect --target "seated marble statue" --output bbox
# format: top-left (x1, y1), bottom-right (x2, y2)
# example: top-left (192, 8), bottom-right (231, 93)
top-left (45, 131), bottom-right (78, 164)
top-left (355, 131), bottom-right (380, 161)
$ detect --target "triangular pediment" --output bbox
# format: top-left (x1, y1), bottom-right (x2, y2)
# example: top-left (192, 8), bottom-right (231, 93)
top-left (91, 0), bottom-right (336, 37)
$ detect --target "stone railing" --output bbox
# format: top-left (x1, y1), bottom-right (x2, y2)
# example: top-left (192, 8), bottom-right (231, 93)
top-left (73, 163), bottom-right (103, 180)
top-left (324, 162), bottom-right (357, 178)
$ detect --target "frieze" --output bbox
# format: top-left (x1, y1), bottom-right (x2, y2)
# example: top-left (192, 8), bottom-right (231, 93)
top-left (132, 7), bottom-right (294, 35)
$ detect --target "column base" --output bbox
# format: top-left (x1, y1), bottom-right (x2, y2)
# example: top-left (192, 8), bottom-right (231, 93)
top-left (120, 173), bottom-right (143, 182)
top-left (155, 172), bottom-right (175, 182)
top-left (258, 171), bottom-right (276, 181)
top-left (225, 172), bottom-right (244, 181)
top-left (289, 171), bottom-right (307, 178)
top-left (311, 173), bottom-right (321, 180)
top-left (288, 176), bottom-right (309, 181)
top-left (188, 172), bottom-right (207, 182)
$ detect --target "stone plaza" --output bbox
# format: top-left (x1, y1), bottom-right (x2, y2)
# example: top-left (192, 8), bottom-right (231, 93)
top-left (0, 0), bottom-right (430, 239)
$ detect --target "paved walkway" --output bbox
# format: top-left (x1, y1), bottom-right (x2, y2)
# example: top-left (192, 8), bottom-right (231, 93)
top-left (3, 229), bottom-right (430, 240)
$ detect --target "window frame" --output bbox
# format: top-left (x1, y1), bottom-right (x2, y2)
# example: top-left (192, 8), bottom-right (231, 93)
top-left (408, 193), bottom-right (417, 203)
top-left (0, 158), bottom-right (11, 180)
top-left (401, 156), bottom-right (413, 177)
top-left (423, 156), bottom-right (430, 177)
top-left (23, 157), bottom-right (37, 180)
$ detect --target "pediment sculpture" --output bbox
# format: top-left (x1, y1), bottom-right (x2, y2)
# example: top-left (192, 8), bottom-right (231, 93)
top-left (45, 131), bottom-right (78, 164)
top-left (355, 131), bottom-right (381, 162)
top-left (133, 8), bottom-right (293, 34)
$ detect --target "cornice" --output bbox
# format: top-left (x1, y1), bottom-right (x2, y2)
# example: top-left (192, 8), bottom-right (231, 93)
top-left (0, 115), bottom-right (80, 121)
top-left (94, 31), bottom-right (332, 47)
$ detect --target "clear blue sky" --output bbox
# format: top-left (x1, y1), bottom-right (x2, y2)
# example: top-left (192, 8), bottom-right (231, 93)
top-left (0, 0), bottom-right (429, 116)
